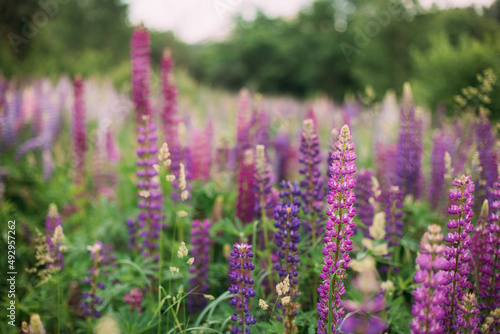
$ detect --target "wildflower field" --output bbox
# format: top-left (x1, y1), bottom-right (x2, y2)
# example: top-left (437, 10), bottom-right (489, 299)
top-left (1, 21), bottom-right (500, 334)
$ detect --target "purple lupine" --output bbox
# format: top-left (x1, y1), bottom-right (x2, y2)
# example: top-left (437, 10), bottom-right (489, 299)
top-left (274, 181), bottom-right (301, 333)
top-left (354, 169), bottom-right (375, 236)
top-left (410, 224), bottom-right (447, 334)
top-left (131, 25), bottom-right (152, 122)
top-left (136, 117), bottom-right (163, 259)
top-left (477, 112), bottom-right (498, 203)
top-left (229, 243), bottom-right (257, 334)
top-left (188, 219), bottom-right (212, 314)
top-left (273, 132), bottom-right (292, 182)
top-left (254, 101), bottom-right (270, 147)
top-left (73, 75), bottom-right (87, 186)
top-left (479, 177), bottom-right (500, 311)
top-left (429, 131), bottom-right (448, 211)
top-left (1, 89), bottom-right (23, 151)
top-left (236, 150), bottom-right (256, 224)
top-left (254, 145), bottom-right (274, 218)
top-left (81, 242), bottom-right (106, 318)
top-left (385, 186), bottom-right (404, 249)
top-left (317, 125), bottom-right (357, 333)
top-left (161, 48), bottom-right (178, 148)
top-left (396, 84), bottom-right (423, 199)
top-left (126, 218), bottom-right (139, 251)
top-left (459, 293), bottom-right (480, 332)
top-left (441, 175), bottom-right (475, 332)
top-left (125, 288), bottom-right (143, 314)
top-left (298, 119), bottom-right (324, 242)
top-left (191, 127), bottom-right (212, 181)
top-left (45, 204), bottom-right (64, 269)
top-left (375, 142), bottom-right (397, 196)
top-left (235, 89), bottom-right (252, 167)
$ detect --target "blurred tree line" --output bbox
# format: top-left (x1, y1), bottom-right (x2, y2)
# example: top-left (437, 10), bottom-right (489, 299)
top-left (0, 0), bottom-right (499, 114)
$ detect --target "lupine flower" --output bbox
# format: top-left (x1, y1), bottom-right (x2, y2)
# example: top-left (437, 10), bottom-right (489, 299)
top-left (188, 219), bottom-right (212, 314)
top-left (124, 288), bottom-right (143, 314)
top-left (191, 127), bottom-right (212, 181)
top-left (161, 48), bottom-right (178, 147)
top-left (273, 181), bottom-right (301, 333)
top-left (441, 175), bottom-right (475, 331)
top-left (482, 308), bottom-right (500, 333)
top-left (126, 218), bottom-right (139, 251)
top-left (81, 241), bottom-right (106, 318)
top-left (354, 169), bottom-right (375, 236)
top-left (396, 83), bottom-right (423, 199)
top-left (229, 243), bottom-right (257, 333)
top-left (73, 75), bottom-right (87, 186)
top-left (136, 116), bottom-right (163, 259)
top-left (375, 142), bottom-right (397, 195)
top-left (341, 257), bottom-right (387, 334)
top-left (479, 177), bottom-right (500, 311)
top-left (131, 25), bottom-right (152, 122)
top-left (237, 150), bottom-right (256, 224)
top-left (273, 132), bottom-right (292, 182)
top-left (429, 131), bottom-right (448, 211)
top-left (254, 145), bottom-right (275, 218)
top-left (0, 89), bottom-right (23, 150)
top-left (477, 111), bottom-right (498, 203)
top-left (317, 125), bottom-right (357, 333)
top-left (410, 224), bottom-right (447, 333)
top-left (459, 293), bottom-right (480, 332)
top-left (384, 186), bottom-right (403, 253)
top-left (299, 119), bottom-right (324, 242)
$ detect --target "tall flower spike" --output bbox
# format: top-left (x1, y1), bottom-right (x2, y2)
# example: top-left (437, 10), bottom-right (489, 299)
top-left (81, 241), bottom-right (106, 318)
top-left (471, 200), bottom-right (491, 300)
top-left (354, 169), bottom-right (375, 236)
top-left (188, 220), bottom-right (212, 314)
top-left (317, 124), bottom-right (357, 333)
top-left (136, 116), bottom-right (163, 259)
top-left (410, 224), bottom-right (447, 334)
top-left (191, 127), bottom-right (212, 182)
top-left (254, 145), bottom-right (274, 218)
top-left (131, 25), bottom-right (151, 121)
top-left (480, 176), bottom-right (500, 311)
top-left (161, 48), bottom-right (178, 148)
top-left (396, 83), bottom-right (423, 199)
top-left (459, 293), bottom-right (480, 332)
top-left (429, 131), bottom-right (448, 211)
top-left (441, 175), bottom-right (475, 332)
top-left (45, 204), bottom-right (64, 269)
top-left (229, 243), bottom-right (257, 334)
top-left (477, 111), bottom-right (498, 203)
top-left (273, 181), bottom-right (302, 333)
top-left (73, 75), bottom-right (87, 186)
top-left (125, 288), bottom-right (143, 314)
top-left (384, 185), bottom-right (403, 273)
top-left (299, 119), bottom-right (324, 242)
top-left (237, 150), bottom-right (256, 224)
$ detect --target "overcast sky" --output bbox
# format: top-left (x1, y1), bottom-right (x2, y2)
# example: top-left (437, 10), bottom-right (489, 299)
top-left (125, 0), bottom-right (495, 44)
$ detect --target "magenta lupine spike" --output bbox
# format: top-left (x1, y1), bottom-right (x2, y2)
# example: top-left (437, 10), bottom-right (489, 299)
top-left (477, 111), bottom-right (498, 203)
top-left (441, 175), bottom-right (475, 332)
top-left (479, 177), bottom-right (500, 311)
top-left (136, 117), bottom-right (163, 259)
top-left (354, 169), bottom-right (375, 236)
top-left (105, 128), bottom-right (120, 163)
top-left (317, 125), bottom-right (357, 334)
top-left (191, 127), bottom-right (212, 181)
top-left (161, 48), bottom-right (178, 147)
top-left (237, 150), bottom-right (256, 224)
top-left (298, 119), bottom-right (324, 241)
top-left (73, 75), bottom-right (87, 186)
top-left (131, 25), bottom-right (152, 121)
top-left (429, 131), bottom-right (448, 211)
top-left (229, 243), bottom-right (257, 334)
top-left (410, 224), bottom-right (447, 334)
top-left (187, 219), bottom-right (212, 314)
top-left (45, 204), bottom-right (64, 269)
top-left (125, 288), bottom-right (143, 314)
top-left (396, 84), bottom-right (423, 199)
top-left (273, 181), bottom-right (302, 333)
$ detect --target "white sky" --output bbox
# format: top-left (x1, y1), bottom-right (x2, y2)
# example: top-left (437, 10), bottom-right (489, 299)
top-left (125, 0), bottom-right (495, 44)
